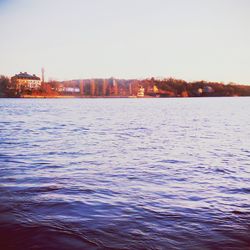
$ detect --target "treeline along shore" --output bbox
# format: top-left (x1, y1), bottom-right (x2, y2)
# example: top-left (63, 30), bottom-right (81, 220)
top-left (1, 75), bottom-right (250, 98)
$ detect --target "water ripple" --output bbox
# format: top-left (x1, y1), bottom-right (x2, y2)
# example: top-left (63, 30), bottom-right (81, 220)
top-left (0, 98), bottom-right (250, 249)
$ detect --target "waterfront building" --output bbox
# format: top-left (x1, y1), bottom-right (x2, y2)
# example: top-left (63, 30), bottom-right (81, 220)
top-left (11, 72), bottom-right (41, 90)
top-left (203, 86), bottom-right (214, 93)
top-left (63, 87), bottom-right (80, 93)
top-left (137, 86), bottom-right (145, 97)
top-left (153, 85), bottom-right (159, 93)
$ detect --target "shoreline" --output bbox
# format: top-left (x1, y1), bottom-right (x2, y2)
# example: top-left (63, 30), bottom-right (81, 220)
top-left (0, 95), bottom-right (243, 99)
top-left (19, 95), bottom-right (156, 99)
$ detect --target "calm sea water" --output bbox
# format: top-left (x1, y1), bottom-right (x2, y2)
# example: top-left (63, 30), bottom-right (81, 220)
top-left (0, 98), bottom-right (250, 250)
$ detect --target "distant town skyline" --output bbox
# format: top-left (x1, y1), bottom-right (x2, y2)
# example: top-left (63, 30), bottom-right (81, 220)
top-left (1, 0), bottom-right (250, 84)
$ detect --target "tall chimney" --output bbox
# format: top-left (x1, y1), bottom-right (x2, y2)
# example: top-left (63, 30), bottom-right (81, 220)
top-left (41, 67), bottom-right (45, 83)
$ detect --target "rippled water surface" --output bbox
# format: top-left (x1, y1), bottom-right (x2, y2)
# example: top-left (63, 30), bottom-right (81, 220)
top-left (0, 98), bottom-right (250, 250)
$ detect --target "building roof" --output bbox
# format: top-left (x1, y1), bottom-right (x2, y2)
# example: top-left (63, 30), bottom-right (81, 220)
top-left (13, 72), bottom-right (40, 80)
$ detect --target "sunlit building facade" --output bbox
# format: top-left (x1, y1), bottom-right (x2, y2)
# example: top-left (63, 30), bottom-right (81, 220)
top-left (11, 72), bottom-right (41, 90)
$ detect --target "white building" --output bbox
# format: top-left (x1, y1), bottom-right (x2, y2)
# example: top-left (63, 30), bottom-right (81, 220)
top-left (11, 72), bottom-right (41, 90)
top-left (137, 86), bottom-right (145, 97)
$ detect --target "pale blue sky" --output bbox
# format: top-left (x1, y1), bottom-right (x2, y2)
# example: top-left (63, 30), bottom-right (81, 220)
top-left (1, 0), bottom-right (249, 83)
